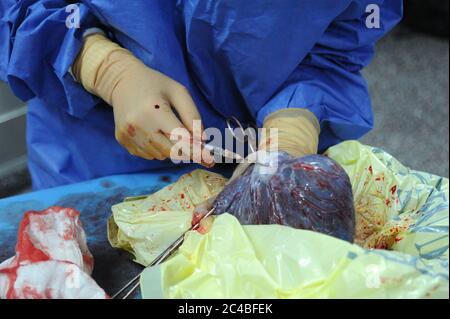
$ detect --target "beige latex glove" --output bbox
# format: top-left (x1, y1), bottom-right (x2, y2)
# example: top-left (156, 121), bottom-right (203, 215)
top-left (228, 108), bottom-right (320, 182)
top-left (258, 108), bottom-right (320, 157)
top-left (194, 108), bottom-right (321, 214)
top-left (72, 34), bottom-right (214, 165)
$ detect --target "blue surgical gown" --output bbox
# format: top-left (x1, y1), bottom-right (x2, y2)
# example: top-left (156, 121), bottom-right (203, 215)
top-left (0, 0), bottom-right (403, 190)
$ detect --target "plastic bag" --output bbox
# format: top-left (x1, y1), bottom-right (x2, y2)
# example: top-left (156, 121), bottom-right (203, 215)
top-left (325, 142), bottom-right (449, 256)
top-left (213, 152), bottom-right (356, 242)
top-left (109, 141), bottom-right (449, 298)
top-left (108, 170), bottom-right (227, 266)
top-left (141, 213), bottom-right (448, 298)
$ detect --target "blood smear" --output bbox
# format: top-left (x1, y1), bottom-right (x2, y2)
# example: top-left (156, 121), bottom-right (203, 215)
top-left (0, 207), bottom-right (107, 299)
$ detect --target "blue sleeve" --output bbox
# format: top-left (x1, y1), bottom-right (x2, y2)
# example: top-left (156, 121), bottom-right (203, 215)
top-left (0, 0), bottom-right (101, 118)
top-left (256, 0), bottom-right (403, 151)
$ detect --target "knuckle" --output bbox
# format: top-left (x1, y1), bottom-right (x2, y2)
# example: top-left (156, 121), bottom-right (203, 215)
top-left (174, 83), bottom-right (189, 95)
top-left (128, 148), bottom-right (138, 156)
top-left (160, 149), bottom-right (171, 158)
top-left (124, 114), bottom-right (139, 126)
top-left (115, 130), bottom-right (125, 144)
top-left (144, 153), bottom-right (155, 161)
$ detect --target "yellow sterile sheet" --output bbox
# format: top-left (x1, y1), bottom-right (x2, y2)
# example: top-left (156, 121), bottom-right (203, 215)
top-left (108, 141), bottom-right (449, 299)
top-left (108, 170), bottom-right (227, 266)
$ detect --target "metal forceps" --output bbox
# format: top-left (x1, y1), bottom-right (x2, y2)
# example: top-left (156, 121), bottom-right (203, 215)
top-left (226, 116), bottom-right (258, 154)
top-left (201, 116), bottom-right (257, 162)
top-left (226, 116), bottom-right (270, 167)
top-left (111, 207), bottom-right (216, 299)
top-left (112, 118), bottom-right (261, 299)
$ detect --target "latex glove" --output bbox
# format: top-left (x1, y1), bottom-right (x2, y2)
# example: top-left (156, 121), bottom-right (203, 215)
top-left (72, 34), bottom-right (214, 165)
top-left (194, 108), bottom-right (321, 220)
top-left (191, 195), bottom-right (216, 234)
top-left (229, 108), bottom-right (320, 182)
top-left (258, 108), bottom-right (320, 157)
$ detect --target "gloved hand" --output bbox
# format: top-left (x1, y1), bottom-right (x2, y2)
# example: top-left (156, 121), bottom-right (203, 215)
top-left (210, 108), bottom-right (350, 242)
top-left (72, 34), bottom-right (214, 165)
top-left (229, 108), bottom-right (320, 182)
top-left (193, 108), bottom-right (321, 215)
top-left (258, 108), bottom-right (320, 157)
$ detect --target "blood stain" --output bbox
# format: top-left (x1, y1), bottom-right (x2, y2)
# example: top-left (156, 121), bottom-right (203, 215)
top-left (160, 176), bottom-right (172, 183)
top-left (390, 185), bottom-right (397, 195)
top-left (127, 124), bottom-right (136, 137)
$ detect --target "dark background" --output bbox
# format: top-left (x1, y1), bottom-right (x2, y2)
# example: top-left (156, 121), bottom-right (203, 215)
top-left (0, 0), bottom-right (449, 198)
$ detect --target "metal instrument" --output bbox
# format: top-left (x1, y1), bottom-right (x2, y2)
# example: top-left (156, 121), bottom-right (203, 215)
top-left (226, 116), bottom-right (258, 154)
top-left (202, 143), bottom-right (244, 161)
top-left (201, 116), bottom-right (259, 162)
top-left (112, 207), bottom-right (216, 299)
top-left (112, 117), bottom-right (263, 299)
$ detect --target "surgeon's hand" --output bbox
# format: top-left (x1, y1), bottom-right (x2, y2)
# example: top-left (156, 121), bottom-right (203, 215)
top-left (192, 108), bottom-right (321, 217)
top-left (109, 57), bottom-right (213, 164)
top-left (258, 108), bottom-right (320, 157)
top-left (228, 108), bottom-right (321, 182)
top-left (73, 34), bottom-right (214, 165)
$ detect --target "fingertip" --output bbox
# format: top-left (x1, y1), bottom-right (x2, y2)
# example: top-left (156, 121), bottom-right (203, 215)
top-left (201, 153), bottom-right (216, 168)
top-left (202, 161), bottom-right (215, 169)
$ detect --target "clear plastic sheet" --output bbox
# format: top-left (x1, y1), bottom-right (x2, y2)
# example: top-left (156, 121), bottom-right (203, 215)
top-left (108, 141), bottom-right (449, 298)
top-left (213, 152), bottom-right (356, 242)
top-left (108, 170), bottom-right (227, 266)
